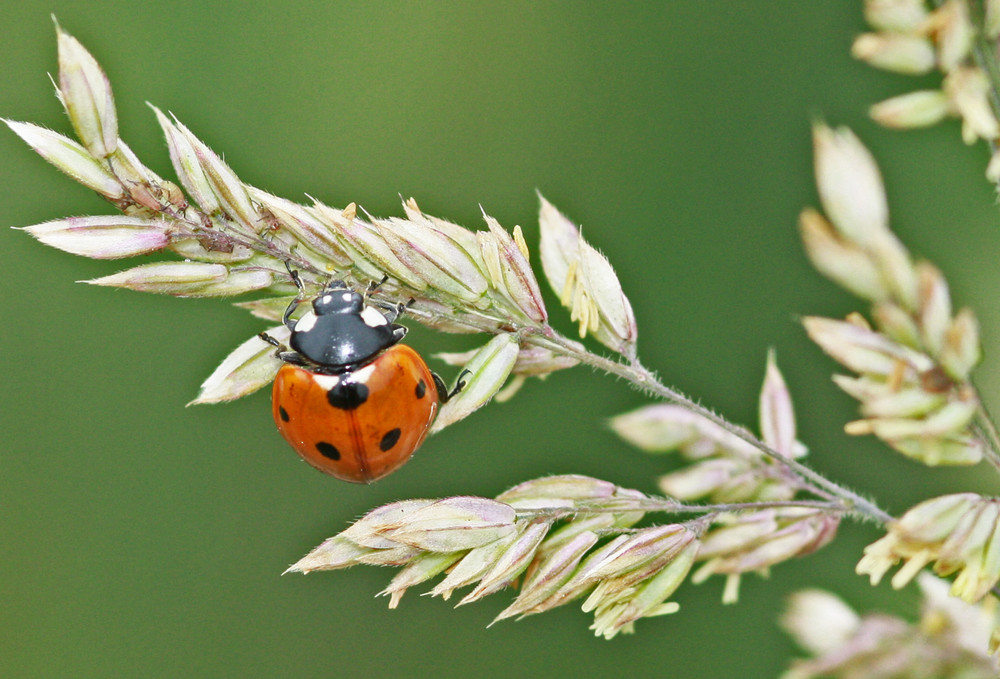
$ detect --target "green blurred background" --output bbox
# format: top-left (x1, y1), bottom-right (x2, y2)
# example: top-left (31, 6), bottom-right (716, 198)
top-left (3, 2), bottom-right (999, 677)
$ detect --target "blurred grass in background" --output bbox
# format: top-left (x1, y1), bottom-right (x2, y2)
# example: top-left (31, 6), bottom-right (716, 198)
top-left (2, 2), bottom-right (998, 677)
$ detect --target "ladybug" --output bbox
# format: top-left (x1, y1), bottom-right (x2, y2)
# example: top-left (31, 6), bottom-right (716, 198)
top-left (259, 271), bottom-right (463, 483)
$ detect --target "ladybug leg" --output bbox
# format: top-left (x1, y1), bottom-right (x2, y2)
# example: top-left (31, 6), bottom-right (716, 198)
top-left (258, 331), bottom-right (281, 349)
top-left (366, 274), bottom-right (389, 295)
top-left (384, 300), bottom-right (414, 343)
top-left (380, 298), bottom-right (415, 324)
top-left (382, 301), bottom-right (407, 323)
top-left (258, 331), bottom-right (289, 355)
top-left (282, 261), bottom-right (306, 295)
top-left (281, 265), bottom-right (307, 330)
top-left (434, 369), bottom-right (470, 404)
top-left (277, 352), bottom-right (309, 366)
top-left (282, 298), bottom-right (301, 331)
top-left (257, 332), bottom-right (309, 366)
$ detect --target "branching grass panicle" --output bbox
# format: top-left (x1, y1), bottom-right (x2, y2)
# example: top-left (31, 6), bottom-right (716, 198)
top-left (9, 3), bottom-right (1000, 673)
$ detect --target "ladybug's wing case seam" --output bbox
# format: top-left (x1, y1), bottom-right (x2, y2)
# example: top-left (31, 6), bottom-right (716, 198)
top-left (342, 410), bottom-right (372, 482)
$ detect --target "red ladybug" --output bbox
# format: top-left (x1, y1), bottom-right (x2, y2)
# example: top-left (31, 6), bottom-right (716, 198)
top-left (260, 272), bottom-right (462, 483)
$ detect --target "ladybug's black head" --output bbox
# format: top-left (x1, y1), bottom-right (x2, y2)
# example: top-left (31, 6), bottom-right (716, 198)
top-left (312, 284), bottom-right (364, 316)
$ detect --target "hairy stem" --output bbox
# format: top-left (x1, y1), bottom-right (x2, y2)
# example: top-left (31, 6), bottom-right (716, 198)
top-left (514, 498), bottom-right (846, 522)
top-left (525, 327), bottom-right (894, 525)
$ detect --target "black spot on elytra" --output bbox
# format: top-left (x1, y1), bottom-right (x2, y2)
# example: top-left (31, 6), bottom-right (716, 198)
top-left (279, 406), bottom-right (290, 422)
top-left (316, 441), bottom-right (341, 460)
top-left (379, 428), bottom-right (402, 452)
top-left (326, 380), bottom-right (369, 410)
top-left (415, 379), bottom-right (427, 399)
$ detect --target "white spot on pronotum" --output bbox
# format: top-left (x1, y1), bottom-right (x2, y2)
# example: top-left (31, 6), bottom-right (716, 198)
top-left (360, 306), bottom-right (389, 328)
top-left (312, 374), bottom-right (341, 390)
top-left (295, 311), bottom-right (318, 333)
top-left (341, 292), bottom-right (352, 302)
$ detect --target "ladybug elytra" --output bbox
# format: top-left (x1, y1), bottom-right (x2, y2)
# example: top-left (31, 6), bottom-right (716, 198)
top-left (260, 271), bottom-right (462, 483)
